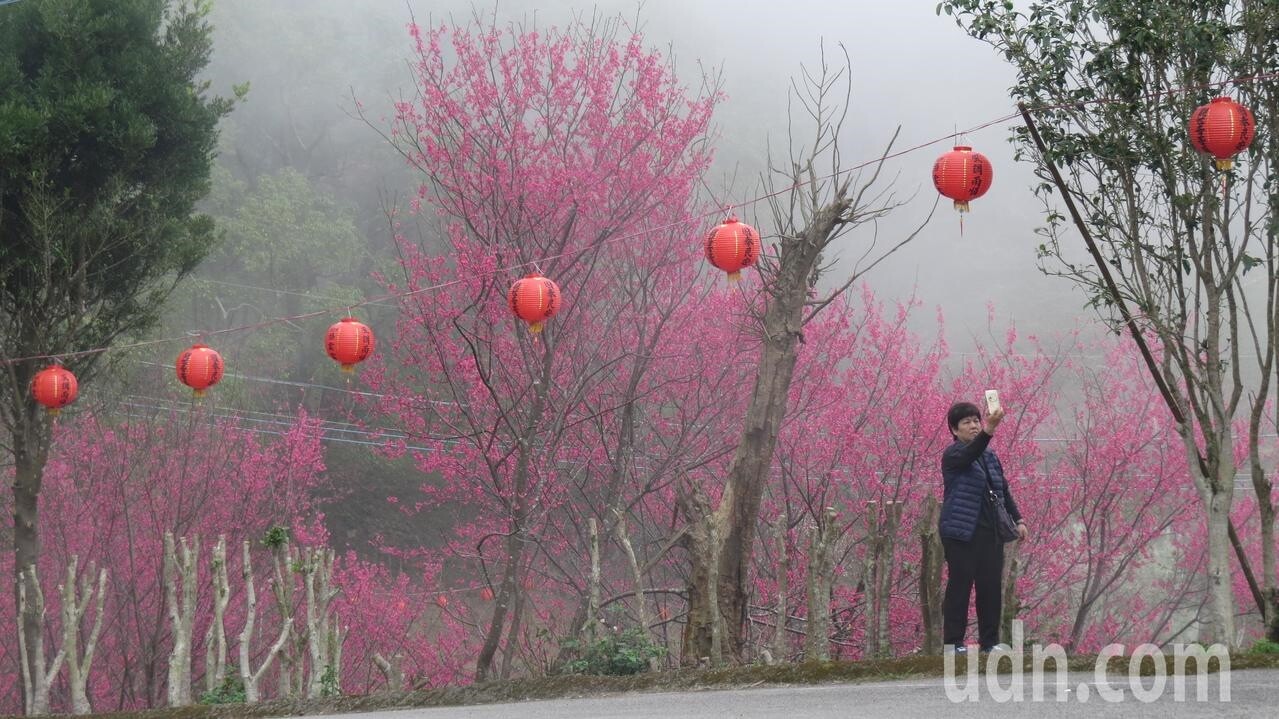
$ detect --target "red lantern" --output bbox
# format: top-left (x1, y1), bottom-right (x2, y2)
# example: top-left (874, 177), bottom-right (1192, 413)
top-left (703, 216), bottom-right (760, 281)
top-left (176, 344), bottom-right (224, 397)
top-left (1189, 97), bottom-right (1255, 171)
top-left (325, 317), bottom-right (375, 372)
top-left (480, 587), bottom-right (495, 601)
top-left (31, 365), bottom-right (78, 415)
top-left (435, 594), bottom-right (449, 608)
top-left (932, 146), bottom-right (994, 212)
top-left (508, 273), bottom-right (562, 334)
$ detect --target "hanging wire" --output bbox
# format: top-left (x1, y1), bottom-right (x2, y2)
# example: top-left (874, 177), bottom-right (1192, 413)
top-left (5, 69), bottom-right (1279, 370)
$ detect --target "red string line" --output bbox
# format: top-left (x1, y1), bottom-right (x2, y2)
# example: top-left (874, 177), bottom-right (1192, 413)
top-left (4, 70), bottom-right (1274, 368)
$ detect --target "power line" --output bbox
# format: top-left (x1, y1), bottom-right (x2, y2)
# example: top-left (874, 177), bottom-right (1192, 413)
top-left (133, 361), bottom-right (459, 406)
top-left (187, 277), bottom-right (397, 309)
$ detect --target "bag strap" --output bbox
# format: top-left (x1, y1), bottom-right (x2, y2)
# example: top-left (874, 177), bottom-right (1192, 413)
top-left (979, 455), bottom-right (1000, 498)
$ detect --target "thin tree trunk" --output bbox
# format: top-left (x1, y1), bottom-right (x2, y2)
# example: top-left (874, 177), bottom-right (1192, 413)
top-left (62, 557), bottom-right (108, 715)
top-left (805, 507), bottom-right (837, 661)
top-left (1000, 540), bottom-right (1023, 648)
top-left (876, 502), bottom-right (903, 657)
top-left (372, 653), bottom-right (406, 692)
top-left (499, 583), bottom-right (524, 681)
top-left (304, 548), bottom-right (341, 698)
top-left (475, 534), bottom-right (521, 682)
top-left (11, 401), bottom-right (50, 713)
top-left (772, 523), bottom-right (789, 662)
top-left (917, 495), bottom-right (943, 655)
top-left (164, 533), bottom-right (199, 707)
top-left (1202, 485), bottom-right (1237, 645)
top-left (708, 519), bottom-right (723, 666)
top-left (677, 479), bottom-right (715, 665)
top-left (270, 541), bottom-right (303, 698)
top-left (475, 371), bottom-right (547, 681)
top-left (203, 536), bottom-right (230, 695)
top-left (583, 518), bottom-right (601, 639)
top-left (18, 564), bottom-right (65, 716)
top-left (615, 511), bottom-right (653, 645)
top-left (1182, 422), bottom-right (1238, 646)
top-left (241, 540), bottom-right (291, 704)
top-left (862, 502), bottom-right (882, 659)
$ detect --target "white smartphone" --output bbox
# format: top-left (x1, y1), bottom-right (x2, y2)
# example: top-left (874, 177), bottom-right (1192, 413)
top-left (985, 389), bottom-right (1001, 414)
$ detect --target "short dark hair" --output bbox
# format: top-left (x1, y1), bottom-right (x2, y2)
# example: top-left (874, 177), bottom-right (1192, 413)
top-left (947, 402), bottom-right (981, 437)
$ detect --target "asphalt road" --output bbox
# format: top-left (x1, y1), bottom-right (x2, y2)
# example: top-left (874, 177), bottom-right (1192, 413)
top-left (307, 668), bottom-right (1278, 719)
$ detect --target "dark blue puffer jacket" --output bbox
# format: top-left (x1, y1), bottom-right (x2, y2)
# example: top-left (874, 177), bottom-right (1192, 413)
top-left (939, 432), bottom-right (1021, 541)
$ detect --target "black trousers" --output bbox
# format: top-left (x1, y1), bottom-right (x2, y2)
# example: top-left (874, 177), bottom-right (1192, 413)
top-left (942, 525), bottom-right (1005, 649)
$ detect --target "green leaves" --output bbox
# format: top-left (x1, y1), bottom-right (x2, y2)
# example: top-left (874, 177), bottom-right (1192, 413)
top-left (198, 672), bottom-right (246, 705)
top-left (262, 525), bottom-right (290, 549)
top-left (0, 0), bottom-right (237, 383)
top-left (560, 628), bottom-right (666, 676)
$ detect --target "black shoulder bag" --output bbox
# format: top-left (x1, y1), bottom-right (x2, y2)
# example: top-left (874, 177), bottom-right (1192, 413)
top-left (982, 459), bottom-right (1020, 543)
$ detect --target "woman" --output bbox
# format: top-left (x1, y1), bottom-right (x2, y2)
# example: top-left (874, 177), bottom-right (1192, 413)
top-left (938, 401), bottom-right (1028, 653)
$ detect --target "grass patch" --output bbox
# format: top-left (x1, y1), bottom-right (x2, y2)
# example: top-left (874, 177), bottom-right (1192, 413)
top-left (11, 651), bottom-right (1278, 719)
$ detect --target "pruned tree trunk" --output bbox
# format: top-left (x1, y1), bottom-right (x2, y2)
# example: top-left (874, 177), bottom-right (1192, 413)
top-left (873, 501), bottom-right (904, 658)
top-left (772, 522), bottom-right (789, 662)
top-left (917, 495), bottom-right (944, 655)
top-left (331, 619), bottom-right (345, 688)
top-left (1000, 538), bottom-right (1023, 647)
top-left (17, 564), bottom-right (65, 716)
top-left (372, 652), bottom-right (406, 692)
top-left (861, 501), bottom-right (905, 658)
top-left (683, 47), bottom-right (921, 661)
top-left (804, 507), bottom-right (838, 661)
top-left (164, 533), bottom-right (199, 707)
top-left (203, 536), bottom-right (230, 695)
top-left (303, 547), bottom-right (343, 698)
top-left (61, 557), bottom-right (108, 715)
top-left (1200, 478), bottom-right (1237, 645)
top-left (706, 294), bottom-right (805, 662)
top-left (677, 477), bottom-right (723, 666)
top-left (240, 540), bottom-right (292, 704)
top-left (862, 502), bottom-right (882, 659)
top-left (270, 540), bottom-right (304, 698)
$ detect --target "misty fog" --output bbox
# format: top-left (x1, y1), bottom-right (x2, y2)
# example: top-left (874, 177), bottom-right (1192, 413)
top-left (201, 0), bottom-right (1099, 362)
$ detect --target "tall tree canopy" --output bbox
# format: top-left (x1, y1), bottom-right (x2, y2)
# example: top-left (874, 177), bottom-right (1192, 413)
top-left (939, 0), bottom-right (1279, 645)
top-left (0, 0), bottom-right (239, 707)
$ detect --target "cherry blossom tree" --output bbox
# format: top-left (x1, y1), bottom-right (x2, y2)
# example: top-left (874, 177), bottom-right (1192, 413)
top-left (366, 11), bottom-right (723, 681)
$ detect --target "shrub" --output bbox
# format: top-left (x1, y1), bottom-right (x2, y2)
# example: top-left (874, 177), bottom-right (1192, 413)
top-left (1247, 639), bottom-right (1279, 655)
top-left (560, 628), bottom-right (666, 676)
top-left (198, 672), bottom-right (246, 705)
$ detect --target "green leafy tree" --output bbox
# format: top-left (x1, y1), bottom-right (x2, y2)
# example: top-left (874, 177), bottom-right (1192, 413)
top-left (939, 0), bottom-right (1279, 645)
top-left (0, 0), bottom-right (240, 700)
top-left (170, 167), bottom-right (366, 396)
